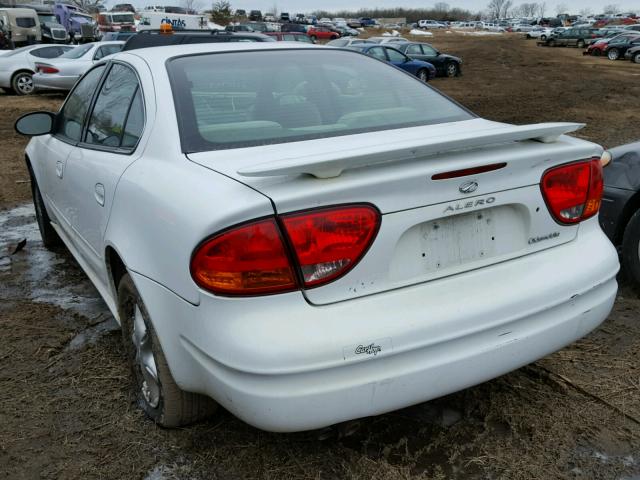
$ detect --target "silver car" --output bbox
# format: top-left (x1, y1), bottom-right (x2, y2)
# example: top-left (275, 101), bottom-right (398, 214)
top-left (0, 44), bottom-right (74, 95)
top-left (32, 40), bottom-right (123, 92)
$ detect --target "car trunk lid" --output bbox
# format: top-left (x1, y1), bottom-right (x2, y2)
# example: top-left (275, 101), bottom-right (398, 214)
top-left (188, 118), bottom-right (602, 305)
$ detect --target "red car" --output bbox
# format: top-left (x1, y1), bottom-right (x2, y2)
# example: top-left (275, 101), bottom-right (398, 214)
top-left (307, 26), bottom-right (339, 42)
top-left (585, 32), bottom-right (638, 56)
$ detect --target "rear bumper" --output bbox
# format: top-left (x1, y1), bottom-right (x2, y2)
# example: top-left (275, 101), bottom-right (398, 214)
top-left (33, 73), bottom-right (79, 92)
top-left (131, 219), bottom-right (618, 432)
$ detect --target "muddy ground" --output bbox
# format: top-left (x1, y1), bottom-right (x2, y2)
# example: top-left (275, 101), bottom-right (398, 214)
top-left (1, 33), bottom-right (640, 479)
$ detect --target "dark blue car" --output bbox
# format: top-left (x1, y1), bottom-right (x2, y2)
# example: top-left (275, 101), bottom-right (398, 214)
top-left (346, 44), bottom-right (436, 82)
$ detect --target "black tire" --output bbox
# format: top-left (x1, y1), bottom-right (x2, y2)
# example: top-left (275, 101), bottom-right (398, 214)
top-left (634, 53), bottom-right (640, 64)
top-left (607, 48), bottom-right (620, 60)
top-left (118, 274), bottom-right (217, 427)
top-left (592, 49), bottom-right (601, 56)
top-left (540, 34), bottom-right (547, 41)
top-left (11, 71), bottom-right (35, 96)
top-left (310, 35), bottom-right (317, 42)
top-left (548, 39), bottom-right (556, 47)
top-left (30, 169), bottom-right (62, 249)
top-left (445, 62), bottom-right (459, 78)
top-left (417, 68), bottom-right (429, 82)
top-left (577, 39), bottom-right (585, 49)
top-left (622, 210), bottom-right (640, 288)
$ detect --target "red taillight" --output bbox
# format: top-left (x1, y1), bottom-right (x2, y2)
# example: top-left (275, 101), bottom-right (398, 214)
top-left (190, 205), bottom-right (381, 296)
top-left (540, 158), bottom-right (603, 224)
top-left (37, 65), bottom-right (59, 74)
top-left (190, 219), bottom-right (297, 296)
top-left (281, 205), bottom-right (380, 288)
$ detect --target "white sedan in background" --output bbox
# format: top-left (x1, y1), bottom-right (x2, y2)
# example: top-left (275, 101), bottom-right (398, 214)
top-left (0, 44), bottom-right (75, 95)
top-left (32, 41), bottom-right (123, 92)
top-left (15, 41), bottom-right (618, 432)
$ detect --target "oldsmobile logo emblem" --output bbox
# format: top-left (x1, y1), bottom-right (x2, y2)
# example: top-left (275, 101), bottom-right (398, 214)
top-left (459, 180), bottom-right (479, 194)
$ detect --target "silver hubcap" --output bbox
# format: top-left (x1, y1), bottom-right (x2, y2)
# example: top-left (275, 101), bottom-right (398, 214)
top-left (447, 64), bottom-right (456, 76)
top-left (419, 71), bottom-right (427, 81)
top-left (16, 75), bottom-right (34, 94)
top-left (132, 305), bottom-right (160, 408)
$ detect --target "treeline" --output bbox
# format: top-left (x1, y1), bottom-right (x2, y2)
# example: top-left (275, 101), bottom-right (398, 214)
top-left (309, 7), bottom-right (480, 23)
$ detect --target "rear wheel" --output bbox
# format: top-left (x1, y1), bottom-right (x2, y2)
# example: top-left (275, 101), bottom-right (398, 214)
top-left (622, 210), bottom-right (640, 289)
top-left (445, 62), bottom-right (458, 77)
top-left (11, 71), bottom-right (34, 96)
top-left (310, 35), bottom-right (317, 42)
top-left (30, 169), bottom-right (62, 249)
top-left (118, 274), bottom-right (217, 427)
top-left (607, 48), bottom-right (620, 60)
top-left (577, 39), bottom-right (585, 49)
top-left (548, 39), bottom-right (556, 47)
top-left (634, 53), bottom-right (640, 64)
top-left (540, 34), bottom-right (547, 41)
top-left (417, 69), bottom-right (429, 82)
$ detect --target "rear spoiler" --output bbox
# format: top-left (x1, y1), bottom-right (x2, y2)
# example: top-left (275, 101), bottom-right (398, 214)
top-left (237, 122), bottom-right (585, 179)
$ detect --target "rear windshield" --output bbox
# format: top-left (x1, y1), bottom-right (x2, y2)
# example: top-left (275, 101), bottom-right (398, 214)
top-left (168, 49), bottom-right (472, 152)
top-left (112, 13), bottom-right (134, 23)
top-left (60, 43), bottom-right (91, 58)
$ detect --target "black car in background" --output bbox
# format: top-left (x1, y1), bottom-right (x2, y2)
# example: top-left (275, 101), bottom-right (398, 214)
top-left (395, 42), bottom-right (462, 77)
top-left (625, 44), bottom-right (640, 63)
top-left (599, 142), bottom-right (640, 286)
top-left (249, 10), bottom-right (262, 21)
top-left (605, 34), bottom-right (640, 60)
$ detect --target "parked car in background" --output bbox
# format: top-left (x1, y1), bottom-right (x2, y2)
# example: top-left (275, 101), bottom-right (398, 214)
top-left (347, 44), bottom-right (436, 81)
top-left (604, 34), bottom-right (640, 60)
top-left (280, 12), bottom-right (290, 22)
top-left (367, 36), bottom-right (409, 44)
top-left (280, 23), bottom-right (307, 33)
top-left (225, 24), bottom-right (255, 32)
top-left (249, 10), bottom-right (262, 21)
top-left (263, 32), bottom-right (312, 43)
top-left (327, 37), bottom-right (374, 47)
top-left (525, 27), bottom-right (553, 40)
top-left (542, 27), bottom-right (600, 48)
top-left (121, 30), bottom-right (274, 50)
top-left (101, 31), bottom-right (136, 41)
top-left (15, 4), bottom-right (67, 44)
top-left (32, 40), bottom-right (123, 92)
top-left (263, 13), bottom-right (275, 22)
top-left (395, 42), bottom-right (462, 77)
top-left (624, 44), bottom-right (640, 62)
top-left (307, 26), bottom-right (339, 41)
top-left (585, 32), bottom-right (637, 55)
top-left (418, 19), bottom-right (446, 29)
top-left (0, 8), bottom-right (41, 47)
top-left (15, 41), bottom-right (618, 433)
top-left (0, 43), bottom-right (73, 94)
top-left (623, 24), bottom-right (640, 32)
top-left (334, 25), bottom-right (359, 37)
top-left (599, 142), bottom-right (640, 286)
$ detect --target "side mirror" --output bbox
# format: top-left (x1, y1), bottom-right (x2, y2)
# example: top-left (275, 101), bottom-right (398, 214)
top-left (14, 111), bottom-right (55, 136)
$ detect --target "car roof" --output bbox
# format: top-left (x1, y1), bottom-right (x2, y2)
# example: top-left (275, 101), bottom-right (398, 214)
top-left (118, 39), bottom-right (321, 63)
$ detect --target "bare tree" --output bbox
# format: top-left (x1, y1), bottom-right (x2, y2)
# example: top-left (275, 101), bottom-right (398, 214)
top-left (487, 0), bottom-right (513, 19)
top-left (603, 4), bottom-right (621, 14)
top-left (182, 0), bottom-right (202, 13)
top-left (270, 2), bottom-right (279, 17)
top-left (537, 1), bottom-right (547, 17)
top-left (434, 2), bottom-right (450, 13)
top-left (518, 2), bottom-right (538, 17)
top-left (579, 8), bottom-right (593, 17)
top-left (555, 3), bottom-right (568, 15)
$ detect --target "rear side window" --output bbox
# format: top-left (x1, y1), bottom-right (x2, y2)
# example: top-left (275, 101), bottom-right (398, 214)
top-left (56, 65), bottom-right (106, 142)
top-left (94, 44), bottom-right (123, 60)
top-left (84, 63), bottom-right (143, 149)
top-left (168, 49), bottom-right (472, 152)
top-left (16, 17), bottom-right (36, 28)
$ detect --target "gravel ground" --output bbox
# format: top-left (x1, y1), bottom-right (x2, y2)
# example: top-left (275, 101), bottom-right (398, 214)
top-left (1, 33), bottom-right (639, 479)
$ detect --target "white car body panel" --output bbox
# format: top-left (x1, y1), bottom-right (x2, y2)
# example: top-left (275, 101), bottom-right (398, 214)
top-left (0, 44), bottom-right (74, 89)
top-left (32, 41), bottom-right (124, 91)
top-left (24, 42), bottom-right (619, 432)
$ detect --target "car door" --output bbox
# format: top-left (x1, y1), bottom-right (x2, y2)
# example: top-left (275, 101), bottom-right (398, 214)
top-left (61, 61), bottom-right (145, 277)
top-left (404, 43), bottom-right (425, 61)
top-left (367, 46), bottom-right (388, 62)
top-left (37, 64), bottom-right (107, 233)
top-left (418, 43), bottom-right (441, 69)
top-left (384, 47), bottom-right (412, 71)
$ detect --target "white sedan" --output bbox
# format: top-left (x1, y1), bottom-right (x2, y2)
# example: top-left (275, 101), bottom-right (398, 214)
top-left (15, 42), bottom-right (619, 432)
top-left (32, 41), bottom-right (123, 92)
top-left (0, 44), bottom-right (75, 95)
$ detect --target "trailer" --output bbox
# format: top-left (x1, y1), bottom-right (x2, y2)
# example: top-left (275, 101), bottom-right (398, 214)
top-left (137, 11), bottom-right (208, 31)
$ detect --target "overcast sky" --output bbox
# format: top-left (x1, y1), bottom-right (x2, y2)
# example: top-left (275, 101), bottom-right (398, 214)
top-left (107, 0), bottom-right (640, 15)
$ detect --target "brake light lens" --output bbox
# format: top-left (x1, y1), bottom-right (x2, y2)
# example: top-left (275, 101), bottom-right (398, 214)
top-left (190, 219), bottom-right (297, 296)
top-left (36, 64), bottom-right (59, 74)
top-left (281, 205), bottom-right (380, 288)
top-left (541, 159), bottom-right (603, 224)
top-left (190, 205), bottom-right (381, 296)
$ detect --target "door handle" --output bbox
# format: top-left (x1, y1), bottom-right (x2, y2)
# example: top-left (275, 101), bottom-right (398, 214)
top-left (55, 160), bottom-right (63, 178)
top-left (94, 183), bottom-right (105, 206)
